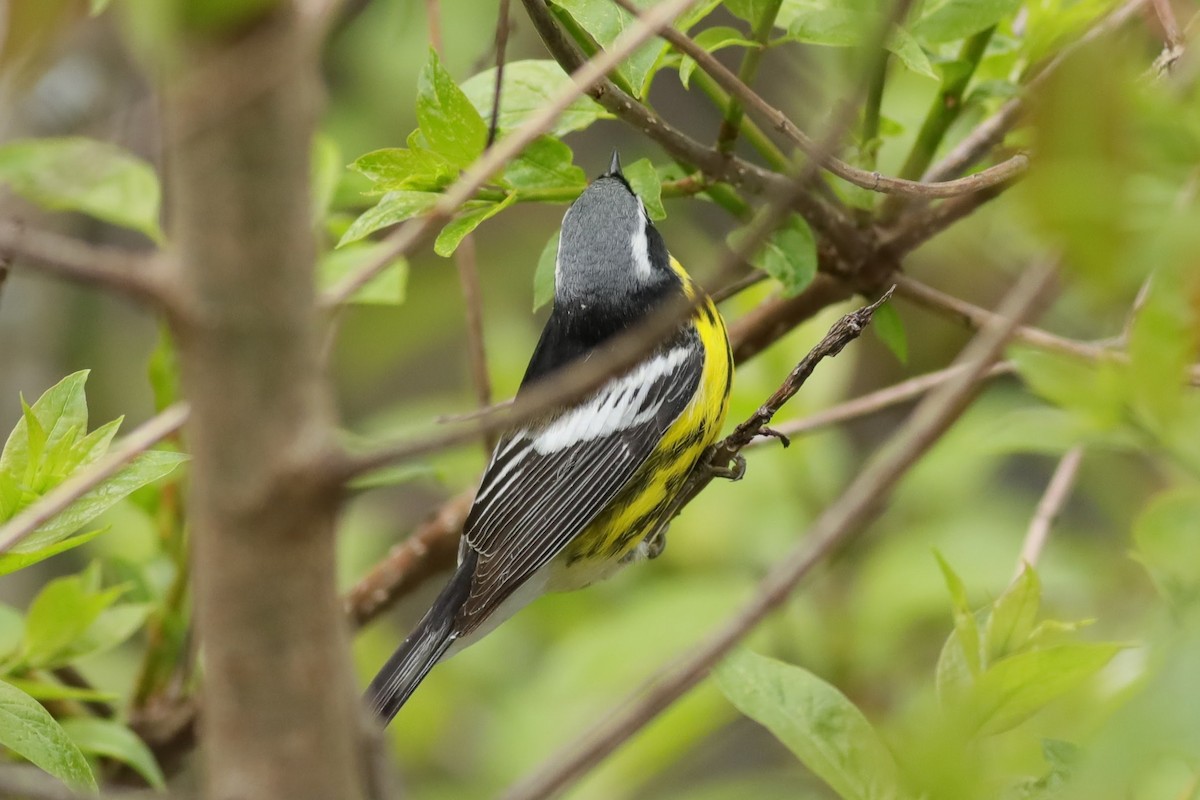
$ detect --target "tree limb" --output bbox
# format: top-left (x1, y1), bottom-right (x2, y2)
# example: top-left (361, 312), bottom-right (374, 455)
top-left (0, 220), bottom-right (175, 312)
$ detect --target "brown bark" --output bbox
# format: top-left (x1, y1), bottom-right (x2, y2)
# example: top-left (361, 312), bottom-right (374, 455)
top-left (161, 8), bottom-right (364, 800)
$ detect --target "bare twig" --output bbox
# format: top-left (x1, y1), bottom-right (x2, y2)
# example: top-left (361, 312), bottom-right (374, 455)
top-left (487, 0), bottom-right (512, 148)
top-left (344, 490), bottom-right (473, 627)
top-left (454, 236), bottom-right (496, 452)
top-left (322, 0), bottom-right (705, 305)
top-left (424, 0), bottom-right (443, 54)
top-left (0, 404), bottom-right (190, 555)
top-left (0, 220), bottom-right (173, 311)
top-left (1014, 445), bottom-right (1084, 580)
top-left (759, 360), bottom-right (1015, 443)
top-left (500, 260), bottom-right (1058, 800)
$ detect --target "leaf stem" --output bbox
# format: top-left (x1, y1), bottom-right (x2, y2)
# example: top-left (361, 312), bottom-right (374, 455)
top-left (881, 25), bottom-right (995, 220)
top-left (715, 0), bottom-right (784, 154)
top-left (692, 71), bottom-right (790, 170)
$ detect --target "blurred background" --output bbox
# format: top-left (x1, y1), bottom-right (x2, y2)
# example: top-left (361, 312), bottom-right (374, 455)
top-left (2, 0), bottom-right (1199, 798)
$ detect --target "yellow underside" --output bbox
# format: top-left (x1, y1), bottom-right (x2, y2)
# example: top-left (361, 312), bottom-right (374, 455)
top-left (547, 258), bottom-right (733, 592)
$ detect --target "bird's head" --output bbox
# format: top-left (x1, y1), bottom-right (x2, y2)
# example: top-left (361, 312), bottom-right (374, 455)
top-left (553, 151), bottom-right (675, 309)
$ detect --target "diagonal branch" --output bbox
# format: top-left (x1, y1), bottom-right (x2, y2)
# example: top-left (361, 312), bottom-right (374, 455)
top-left (499, 260), bottom-right (1058, 800)
top-left (0, 220), bottom-right (176, 311)
top-left (1014, 445), bottom-right (1084, 580)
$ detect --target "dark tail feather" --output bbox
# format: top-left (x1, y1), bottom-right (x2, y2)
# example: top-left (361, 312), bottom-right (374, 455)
top-left (365, 552), bottom-right (476, 725)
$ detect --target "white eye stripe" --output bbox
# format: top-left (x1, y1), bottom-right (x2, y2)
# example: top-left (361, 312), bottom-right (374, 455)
top-left (630, 198), bottom-right (653, 279)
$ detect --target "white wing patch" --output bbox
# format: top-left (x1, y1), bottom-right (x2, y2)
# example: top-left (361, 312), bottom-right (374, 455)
top-left (531, 345), bottom-right (691, 454)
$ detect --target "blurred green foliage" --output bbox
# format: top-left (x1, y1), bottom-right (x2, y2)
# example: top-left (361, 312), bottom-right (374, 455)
top-left (2, 0), bottom-right (1200, 797)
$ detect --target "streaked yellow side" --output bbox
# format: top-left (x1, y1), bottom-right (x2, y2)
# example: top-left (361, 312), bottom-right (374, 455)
top-left (548, 257), bottom-right (734, 591)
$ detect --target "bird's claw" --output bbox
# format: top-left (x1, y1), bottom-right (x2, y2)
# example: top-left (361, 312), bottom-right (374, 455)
top-left (709, 453), bottom-right (747, 481)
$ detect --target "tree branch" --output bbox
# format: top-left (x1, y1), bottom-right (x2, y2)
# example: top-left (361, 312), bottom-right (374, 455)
top-left (0, 404), bottom-right (190, 555)
top-left (1014, 445), bottom-right (1084, 580)
top-left (499, 259), bottom-right (1058, 800)
top-left (757, 360), bottom-right (1015, 443)
top-left (0, 220), bottom-right (175, 312)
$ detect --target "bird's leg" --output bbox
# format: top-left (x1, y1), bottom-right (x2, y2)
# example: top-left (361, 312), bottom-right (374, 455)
top-left (708, 453), bottom-right (747, 481)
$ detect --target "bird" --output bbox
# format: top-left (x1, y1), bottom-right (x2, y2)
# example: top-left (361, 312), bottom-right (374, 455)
top-left (365, 151), bottom-right (734, 724)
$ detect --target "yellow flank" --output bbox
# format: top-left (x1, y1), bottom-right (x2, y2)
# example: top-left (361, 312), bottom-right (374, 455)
top-left (548, 258), bottom-right (734, 591)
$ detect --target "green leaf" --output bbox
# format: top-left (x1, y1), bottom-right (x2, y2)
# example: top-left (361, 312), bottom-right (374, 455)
top-left (76, 603), bottom-right (152, 660)
top-left (15, 450), bottom-right (188, 554)
top-left (338, 191), bottom-right (440, 247)
top-left (871, 302), bottom-right (908, 364)
top-left (147, 326), bottom-right (182, 412)
top-left (0, 137), bottom-right (162, 240)
top-left (715, 649), bottom-right (905, 800)
top-left (678, 27), bottom-right (758, 88)
top-left (0, 530), bottom-right (105, 578)
top-left (310, 133), bottom-right (342, 222)
top-left (912, 0), bottom-right (1021, 44)
top-left (784, 6), bottom-right (870, 46)
top-left (623, 158), bottom-right (666, 220)
top-left (503, 138), bottom-right (587, 192)
top-left (1133, 487), bottom-right (1200, 610)
top-left (984, 565), bottom-right (1041, 663)
top-left (966, 643), bottom-right (1123, 735)
top-left (349, 147), bottom-right (456, 193)
top-left (317, 243), bottom-right (408, 305)
top-left (20, 574), bottom-right (124, 668)
top-left (3, 677), bottom-right (118, 703)
top-left (0, 603), bottom-right (22, 657)
top-left (935, 552), bottom-right (982, 675)
top-left (0, 679), bottom-right (96, 789)
top-left (1, 371), bottom-right (91, 483)
top-left (349, 463), bottom-right (438, 491)
top-left (534, 231), bottom-right (560, 312)
top-left (60, 718), bottom-right (165, 789)
top-left (417, 48), bottom-right (488, 168)
top-left (461, 60), bottom-right (609, 137)
top-left (732, 214), bottom-right (817, 296)
top-left (551, 0), bottom-right (668, 98)
top-left (89, 0), bottom-right (114, 14)
top-left (886, 27), bottom-right (938, 80)
top-left (1128, 278), bottom-right (1195, 430)
top-left (434, 193), bottom-right (517, 257)
top-left (1010, 347), bottom-right (1125, 428)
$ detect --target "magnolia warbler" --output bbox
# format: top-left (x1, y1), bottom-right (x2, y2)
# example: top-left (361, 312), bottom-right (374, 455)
top-left (366, 152), bottom-right (734, 724)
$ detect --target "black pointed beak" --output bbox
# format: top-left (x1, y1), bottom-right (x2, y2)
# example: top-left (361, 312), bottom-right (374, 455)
top-left (606, 149), bottom-right (623, 178)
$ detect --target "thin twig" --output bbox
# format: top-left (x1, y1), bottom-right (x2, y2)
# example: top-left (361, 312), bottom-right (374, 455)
top-left (758, 360), bottom-right (1015, 444)
top-left (487, 0), bottom-right (512, 148)
top-left (454, 235), bottom-right (496, 452)
top-left (424, 0), bottom-right (443, 54)
top-left (344, 490), bottom-right (473, 627)
top-left (322, 0), bottom-right (705, 306)
top-left (0, 220), bottom-right (174, 312)
top-left (1014, 445), bottom-right (1084, 581)
top-left (0, 404), bottom-right (190, 554)
top-left (499, 260), bottom-right (1058, 800)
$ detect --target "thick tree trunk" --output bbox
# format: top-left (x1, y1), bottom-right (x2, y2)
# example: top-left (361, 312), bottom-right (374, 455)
top-left (161, 8), bottom-right (364, 800)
